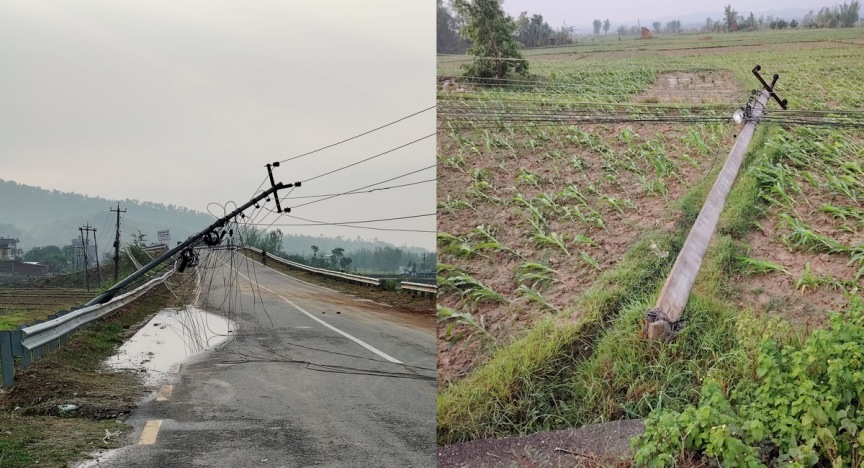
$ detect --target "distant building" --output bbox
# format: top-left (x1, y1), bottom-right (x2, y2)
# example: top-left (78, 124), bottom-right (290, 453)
top-left (0, 237), bottom-right (20, 260)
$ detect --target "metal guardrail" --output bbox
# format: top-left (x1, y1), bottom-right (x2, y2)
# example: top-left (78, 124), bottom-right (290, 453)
top-left (0, 269), bottom-right (174, 388)
top-left (244, 247), bottom-right (383, 288)
top-left (399, 281), bottom-right (437, 298)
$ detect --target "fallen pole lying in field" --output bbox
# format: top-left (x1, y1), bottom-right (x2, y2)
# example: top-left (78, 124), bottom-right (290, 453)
top-left (645, 66), bottom-right (783, 341)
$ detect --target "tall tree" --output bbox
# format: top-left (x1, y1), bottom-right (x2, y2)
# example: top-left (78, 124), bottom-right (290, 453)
top-left (652, 21), bottom-right (662, 34)
top-left (437, 0), bottom-right (470, 53)
top-left (839, 0), bottom-right (860, 27)
top-left (453, 0), bottom-right (527, 80)
top-left (603, 19), bottom-right (611, 34)
top-left (724, 5), bottom-right (739, 31)
top-left (592, 19), bottom-right (602, 35)
top-left (515, 12), bottom-right (555, 47)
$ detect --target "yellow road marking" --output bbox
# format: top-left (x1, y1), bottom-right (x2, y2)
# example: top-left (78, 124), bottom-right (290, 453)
top-left (156, 384), bottom-right (173, 402)
top-left (138, 420), bottom-right (162, 445)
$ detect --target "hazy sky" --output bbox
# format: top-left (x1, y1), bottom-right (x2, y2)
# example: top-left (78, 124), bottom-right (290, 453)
top-left (500, 0), bottom-right (842, 30)
top-left (0, 1), bottom-right (435, 250)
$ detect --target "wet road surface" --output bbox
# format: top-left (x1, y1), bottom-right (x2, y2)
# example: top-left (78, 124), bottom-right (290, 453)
top-left (84, 251), bottom-right (435, 467)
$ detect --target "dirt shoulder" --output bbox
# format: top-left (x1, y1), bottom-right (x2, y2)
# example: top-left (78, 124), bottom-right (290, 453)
top-left (437, 420), bottom-right (643, 468)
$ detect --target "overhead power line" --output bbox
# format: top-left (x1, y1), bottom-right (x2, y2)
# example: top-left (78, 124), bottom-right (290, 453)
top-left (301, 133), bottom-right (436, 184)
top-left (278, 106), bottom-right (436, 164)
top-left (289, 164), bottom-right (436, 210)
top-left (281, 179), bottom-right (436, 200)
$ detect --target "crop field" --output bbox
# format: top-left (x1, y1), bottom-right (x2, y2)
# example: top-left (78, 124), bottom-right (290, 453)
top-left (0, 288), bottom-right (93, 330)
top-left (436, 27), bottom-right (864, 464)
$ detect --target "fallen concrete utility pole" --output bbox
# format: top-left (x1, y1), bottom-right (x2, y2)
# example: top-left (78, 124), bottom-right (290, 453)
top-left (86, 162), bottom-right (298, 306)
top-left (645, 66), bottom-right (784, 340)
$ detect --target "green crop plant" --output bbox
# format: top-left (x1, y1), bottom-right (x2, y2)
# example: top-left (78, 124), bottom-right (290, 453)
top-left (779, 213), bottom-right (848, 254)
top-left (795, 263), bottom-right (821, 293)
top-left (559, 184), bottom-right (587, 205)
top-left (512, 193), bottom-right (547, 227)
top-left (514, 285), bottom-right (559, 313)
top-left (440, 151), bottom-right (467, 172)
top-left (578, 250), bottom-right (601, 271)
top-left (516, 168), bottom-right (541, 189)
top-left (437, 232), bottom-right (480, 259)
top-left (601, 195), bottom-right (638, 215)
top-left (438, 196), bottom-right (474, 215)
top-left (514, 262), bottom-right (559, 289)
top-left (735, 255), bottom-right (789, 275)
top-left (817, 203), bottom-right (864, 222)
top-left (849, 245), bottom-right (864, 279)
top-left (532, 231), bottom-right (570, 256)
top-left (471, 225), bottom-right (520, 258)
top-left (562, 206), bottom-right (607, 230)
top-left (437, 305), bottom-right (495, 346)
top-left (444, 272), bottom-right (507, 306)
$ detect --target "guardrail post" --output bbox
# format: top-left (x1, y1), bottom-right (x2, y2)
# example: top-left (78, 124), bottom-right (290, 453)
top-left (1, 331), bottom-right (14, 388)
top-left (11, 329), bottom-right (23, 356)
top-left (19, 325), bottom-right (32, 369)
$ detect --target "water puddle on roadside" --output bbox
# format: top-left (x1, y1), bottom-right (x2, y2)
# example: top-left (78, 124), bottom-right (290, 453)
top-left (104, 306), bottom-right (236, 386)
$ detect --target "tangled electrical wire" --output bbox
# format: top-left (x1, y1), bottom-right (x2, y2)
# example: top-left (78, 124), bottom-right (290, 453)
top-left (169, 200), bottom-right (436, 383)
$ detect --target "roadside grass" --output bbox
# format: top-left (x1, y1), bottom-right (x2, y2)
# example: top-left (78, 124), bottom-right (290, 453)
top-left (437, 125), bottom-right (775, 446)
top-left (0, 279), bottom-right (189, 468)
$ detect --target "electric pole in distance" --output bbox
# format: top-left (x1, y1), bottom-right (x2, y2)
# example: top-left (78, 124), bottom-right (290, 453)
top-left (79, 226), bottom-right (89, 292)
top-left (111, 203), bottom-right (126, 283)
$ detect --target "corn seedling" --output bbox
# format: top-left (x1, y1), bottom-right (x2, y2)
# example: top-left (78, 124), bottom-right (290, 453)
top-left (779, 213), bottom-right (848, 254)
top-left (578, 250), bottom-right (602, 271)
top-left (795, 263), bottom-right (819, 293)
top-left (514, 284), bottom-right (560, 313)
top-left (532, 231), bottom-right (570, 256)
top-left (514, 262), bottom-right (559, 289)
top-left (849, 245), bottom-right (864, 279)
top-left (437, 305), bottom-right (495, 346)
top-left (438, 196), bottom-right (474, 215)
top-left (437, 232), bottom-right (480, 259)
top-left (444, 272), bottom-right (507, 305)
top-left (471, 224), bottom-right (520, 258)
top-left (516, 168), bottom-right (541, 189)
top-left (735, 255), bottom-right (789, 275)
top-left (817, 203), bottom-right (864, 222)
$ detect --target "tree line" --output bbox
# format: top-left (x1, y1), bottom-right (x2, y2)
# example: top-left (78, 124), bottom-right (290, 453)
top-left (438, 0), bottom-right (572, 54)
top-left (242, 228), bottom-right (435, 275)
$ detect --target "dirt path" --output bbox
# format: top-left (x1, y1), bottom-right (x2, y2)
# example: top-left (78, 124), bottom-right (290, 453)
top-left (437, 420), bottom-right (643, 467)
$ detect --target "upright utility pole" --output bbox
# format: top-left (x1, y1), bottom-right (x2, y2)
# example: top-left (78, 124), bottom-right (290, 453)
top-left (93, 228), bottom-right (101, 287)
top-left (79, 227), bottom-right (89, 292)
top-left (111, 203), bottom-right (126, 283)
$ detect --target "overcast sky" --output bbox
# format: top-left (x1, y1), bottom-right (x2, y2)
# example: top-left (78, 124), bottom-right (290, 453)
top-left (0, 1), bottom-right (435, 250)
top-left (499, 0), bottom-right (843, 31)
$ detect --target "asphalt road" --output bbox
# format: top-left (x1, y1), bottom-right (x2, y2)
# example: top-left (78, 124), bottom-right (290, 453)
top-left (85, 251), bottom-right (435, 467)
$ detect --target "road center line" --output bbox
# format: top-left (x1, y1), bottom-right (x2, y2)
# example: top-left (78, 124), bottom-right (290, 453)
top-left (228, 264), bottom-right (403, 364)
top-left (156, 384), bottom-right (173, 401)
top-left (138, 420), bottom-right (162, 445)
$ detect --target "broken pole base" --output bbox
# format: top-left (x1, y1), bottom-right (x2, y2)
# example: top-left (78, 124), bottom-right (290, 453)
top-left (643, 309), bottom-right (685, 342)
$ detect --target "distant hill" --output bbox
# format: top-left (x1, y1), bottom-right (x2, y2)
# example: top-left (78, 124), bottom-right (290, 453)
top-left (0, 178), bottom-right (217, 252)
top-left (0, 179), bottom-right (434, 257)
